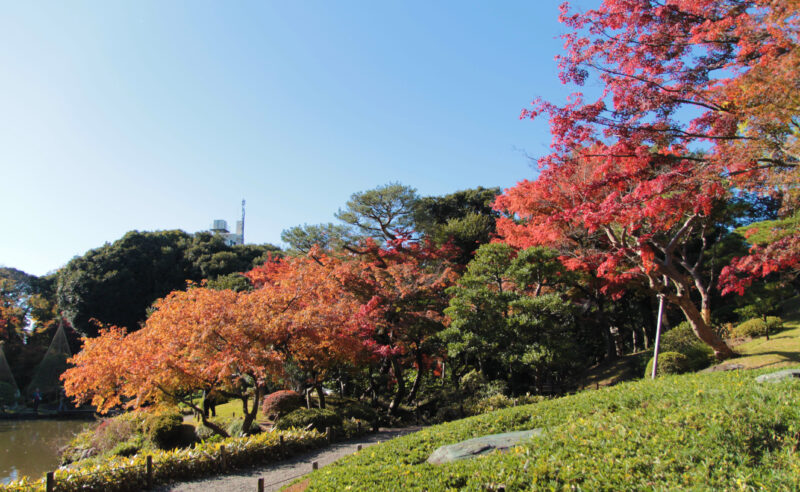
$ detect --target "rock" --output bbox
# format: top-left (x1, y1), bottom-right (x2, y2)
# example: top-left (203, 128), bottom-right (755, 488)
top-left (755, 369), bottom-right (800, 383)
top-left (701, 363), bottom-right (745, 373)
top-left (426, 429), bottom-right (544, 465)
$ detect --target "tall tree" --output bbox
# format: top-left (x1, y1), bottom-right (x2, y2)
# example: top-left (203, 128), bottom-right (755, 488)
top-left (499, 0), bottom-right (799, 358)
top-left (335, 236), bottom-right (458, 413)
top-left (56, 230), bottom-right (281, 337)
top-left (442, 243), bottom-right (583, 392)
top-left (335, 183), bottom-right (419, 242)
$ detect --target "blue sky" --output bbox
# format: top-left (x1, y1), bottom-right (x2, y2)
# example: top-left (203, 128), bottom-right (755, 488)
top-left (0, 1), bottom-right (588, 276)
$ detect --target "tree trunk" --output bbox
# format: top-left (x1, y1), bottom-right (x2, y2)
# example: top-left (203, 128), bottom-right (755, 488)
top-left (673, 295), bottom-right (735, 359)
top-left (388, 357), bottom-right (405, 415)
top-left (241, 386), bottom-right (262, 435)
top-left (603, 324), bottom-right (617, 360)
top-left (315, 382), bottom-right (326, 409)
top-left (406, 352), bottom-right (424, 405)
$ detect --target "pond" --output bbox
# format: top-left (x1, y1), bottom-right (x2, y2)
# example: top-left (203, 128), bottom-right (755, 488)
top-left (0, 419), bottom-right (93, 484)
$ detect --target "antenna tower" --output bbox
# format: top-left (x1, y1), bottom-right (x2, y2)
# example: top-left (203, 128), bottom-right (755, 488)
top-left (241, 199), bottom-right (246, 244)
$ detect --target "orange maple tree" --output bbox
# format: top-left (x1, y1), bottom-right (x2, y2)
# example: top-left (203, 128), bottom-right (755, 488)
top-left (63, 252), bottom-right (371, 434)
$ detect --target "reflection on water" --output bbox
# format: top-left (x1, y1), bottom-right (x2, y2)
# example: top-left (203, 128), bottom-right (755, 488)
top-left (0, 419), bottom-right (92, 484)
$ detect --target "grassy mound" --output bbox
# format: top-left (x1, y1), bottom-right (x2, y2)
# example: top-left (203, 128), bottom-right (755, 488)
top-left (300, 368), bottom-right (800, 490)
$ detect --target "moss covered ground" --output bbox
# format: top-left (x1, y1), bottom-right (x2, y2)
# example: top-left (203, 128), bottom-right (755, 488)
top-left (296, 368), bottom-right (800, 490)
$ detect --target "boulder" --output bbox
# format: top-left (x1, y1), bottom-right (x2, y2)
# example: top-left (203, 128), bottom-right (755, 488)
top-left (427, 429), bottom-right (544, 465)
top-left (701, 363), bottom-right (745, 373)
top-left (755, 369), bottom-right (800, 383)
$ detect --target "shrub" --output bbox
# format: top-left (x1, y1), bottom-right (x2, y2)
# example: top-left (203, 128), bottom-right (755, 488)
top-left (143, 411), bottom-right (183, 450)
top-left (732, 316), bottom-right (784, 338)
top-left (465, 393), bottom-right (544, 416)
top-left (644, 352), bottom-right (690, 377)
top-left (459, 370), bottom-right (508, 398)
top-left (108, 437), bottom-right (145, 458)
top-left (225, 417), bottom-right (262, 437)
top-left (274, 408), bottom-right (343, 432)
top-left (90, 414), bottom-right (140, 455)
top-left (261, 390), bottom-right (303, 420)
top-left (338, 400), bottom-right (379, 423)
top-left (0, 382), bottom-right (18, 406)
top-left (8, 428), bottom-right (328, 492)
top-left (660, 322), bottom-right (713, 371)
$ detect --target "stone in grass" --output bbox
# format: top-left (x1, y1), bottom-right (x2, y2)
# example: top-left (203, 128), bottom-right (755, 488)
top-left (755, 369), bottom-right (800, 383)
top-left (427, 429), bottom-right (544, 465)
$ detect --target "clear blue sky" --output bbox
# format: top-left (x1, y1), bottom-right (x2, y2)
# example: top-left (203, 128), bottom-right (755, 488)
top-left (0, 1), bottom-right (590, 276)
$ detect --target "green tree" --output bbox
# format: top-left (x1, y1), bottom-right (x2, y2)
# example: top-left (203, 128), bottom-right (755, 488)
top-left (414, 187), bottom-right (501, 264)
top-left (442, 243), bottom-right (583, 393)
top-left (56, 230), bottom-right (281, 337)
top-left (281, 223), bottom-right (353, 255)
top-left (335, 183), bottom-right (419, 242)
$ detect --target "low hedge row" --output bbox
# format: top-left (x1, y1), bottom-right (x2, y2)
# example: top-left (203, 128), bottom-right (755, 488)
top-left (3, 420), bottom-right (370, 492)
top-left (299, 368), bottom-right (800, 490)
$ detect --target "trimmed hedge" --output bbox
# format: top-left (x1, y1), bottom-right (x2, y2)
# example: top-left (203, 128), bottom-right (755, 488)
top-left (299, 368), bottom-right (800, 490)
top-left (732, 316), bottom-right (783, 338)
top-left (3, 428), bottom-right (328, 492)
top-left (261, 390), bottom-right (303, 420)
top-left (644, 351), bottom-right (689, 377)
top-left (274, 408), bottom-right (343, 432)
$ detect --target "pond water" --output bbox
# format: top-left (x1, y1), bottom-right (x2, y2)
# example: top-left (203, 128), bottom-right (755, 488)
top-left (0, 419), bottom-right (93, 484)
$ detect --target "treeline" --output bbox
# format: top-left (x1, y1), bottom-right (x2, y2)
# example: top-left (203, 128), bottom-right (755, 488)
top-left (0, 232), bottom-right (280, 394)
top-left (56, 177), bottom-right (796, 432)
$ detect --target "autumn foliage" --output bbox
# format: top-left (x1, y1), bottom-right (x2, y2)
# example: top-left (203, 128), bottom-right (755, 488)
top-left (494, 0), bottom-right (799, 358)
top-left (63, 253), bottom-right (371, 436)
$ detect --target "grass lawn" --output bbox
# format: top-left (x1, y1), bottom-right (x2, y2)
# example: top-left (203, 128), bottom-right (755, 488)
top-left (710, 296), bottom-right (800, 370)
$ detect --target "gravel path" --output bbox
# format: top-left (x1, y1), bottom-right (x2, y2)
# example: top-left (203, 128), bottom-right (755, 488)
top-left (152, 426), bottom-right (423, 492)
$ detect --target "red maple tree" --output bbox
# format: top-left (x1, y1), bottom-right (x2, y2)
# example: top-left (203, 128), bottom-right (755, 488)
top-left (497, 0), bottom-right (799, 357)
top-left (335, 236), bottom-right (459, 413)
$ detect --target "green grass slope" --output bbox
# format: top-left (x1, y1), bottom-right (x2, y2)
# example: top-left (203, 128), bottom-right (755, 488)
top-left (299, 369), bottom-right (800, 490)
top-left (712, 297), bottom-right (800, 371)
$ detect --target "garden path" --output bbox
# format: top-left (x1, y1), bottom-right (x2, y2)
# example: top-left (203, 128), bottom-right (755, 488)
top-left (152, 426), bottom-right (423, 492)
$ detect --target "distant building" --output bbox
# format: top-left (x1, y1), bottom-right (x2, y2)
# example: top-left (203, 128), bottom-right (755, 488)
top-left (208, 200), bottom-right (246, 246)
top-left (209, 219), bottom-right (244, 246)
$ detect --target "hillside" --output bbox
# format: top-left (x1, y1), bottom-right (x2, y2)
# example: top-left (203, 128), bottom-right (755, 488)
top-left (296, 367), bottom-right (800, 490)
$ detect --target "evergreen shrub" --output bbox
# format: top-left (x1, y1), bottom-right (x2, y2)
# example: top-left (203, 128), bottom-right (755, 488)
top-left (274, 408), bottom-right (342, 432)
top-left (644, 351), bottom-right (690, 377)
top-left (144, 411), bottom-right (184, 450)
top-left (732, 317), bottom-right (783, 338)
top-left (660, 322), bottom-right (713, 371)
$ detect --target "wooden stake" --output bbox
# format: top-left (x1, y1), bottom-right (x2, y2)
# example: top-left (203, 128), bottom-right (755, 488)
top-left (146, 455), bottom-right (153, 488)
top-left (46, 472), bottom-right (54, 492)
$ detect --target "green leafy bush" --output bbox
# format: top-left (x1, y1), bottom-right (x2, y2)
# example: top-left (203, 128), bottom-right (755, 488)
top-left (644, 351), bottom-right (690, 377)
top-left (261, 390), bottom-right (303, 420)
top-left (732, 316), bottom-right (784, 338)
top-left (274, 408), bottom-right (343, 432)
top-left (660, 322), bottom-right (713, 371)
top-left (299, 368), bottom-right (800, 491)
top-left (143, 411), bottom-right (184, 450)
